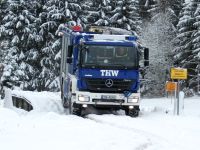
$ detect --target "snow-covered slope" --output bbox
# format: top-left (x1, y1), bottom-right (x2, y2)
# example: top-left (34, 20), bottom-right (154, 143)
top-left (3, 88), bottom-right (64, 113)
top-left (0, 90), bottom-right (200, 150)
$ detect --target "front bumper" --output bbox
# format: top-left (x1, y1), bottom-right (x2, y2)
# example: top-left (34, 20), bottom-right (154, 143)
top-left (71, 91), bottom-right (140, 107)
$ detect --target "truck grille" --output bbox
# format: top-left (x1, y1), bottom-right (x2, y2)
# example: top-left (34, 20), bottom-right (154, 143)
top-left (93, 99), bottom-right (125, 103)
top-left (84, 78), bottom-right (135, 93)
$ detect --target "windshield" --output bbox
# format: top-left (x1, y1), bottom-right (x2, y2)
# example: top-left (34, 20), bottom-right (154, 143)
top-left (81, 45), bottom-right (139, 69)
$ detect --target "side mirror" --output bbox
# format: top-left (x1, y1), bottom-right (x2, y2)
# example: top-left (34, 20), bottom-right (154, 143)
top-left (68, 45), bottom-right (73, 57)
top-left (67, 57), bottom-right (72, 64)
top-left (144, 48), bottom-right (149, 66)
top-left (67, 45), bottom-right (73, 64)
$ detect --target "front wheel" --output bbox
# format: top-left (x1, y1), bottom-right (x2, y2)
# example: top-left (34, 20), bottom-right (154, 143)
top-left (69, 100), bottom-right (82, 116)
top-left (125, 107), bottom-right (140, 117)
top-left (72, 107), bottom-right (82, 116)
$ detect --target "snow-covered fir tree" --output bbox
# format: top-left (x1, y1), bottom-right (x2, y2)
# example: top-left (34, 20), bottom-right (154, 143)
top-left (0, 0), bottom-right (39, 89)
top-left (93, 0), bottom-right (111, 26)
top-left (193, 2), bottom-right (200, 91)
top-left (147, 0), bottom-right (183, 27)
top-left (174, 0), bottom-right (198, 91)
top-left (139, 0), bottom-right (157, 21)
top-left (110, 0), bottom-right (141, 32)
top-left (0, 0), bottom-right (8, 62)
top-left (36, 0), bottom-right (67, 91)
top-left (139, 0), bottom-right (183, 96)
top-left (0, 0), bottom-right (7, 22)
top-left (82, 0), bottom-right (110, 27)
top-left (66, 0), bottom-right (87, 28)
top-left (140, 15), bottom-right (175, 97)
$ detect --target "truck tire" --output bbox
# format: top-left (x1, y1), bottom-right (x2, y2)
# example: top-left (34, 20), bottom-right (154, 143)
top-left (69, 100), bottom-right (82, 116)
top-left (72, 108), bottom-right (82, 116)
top-left (62, 96), bottom-right (69, 108)
top-left (125, 108), bottom-right (139, 117)
top-left (68, 82), bottom-right (82, 116)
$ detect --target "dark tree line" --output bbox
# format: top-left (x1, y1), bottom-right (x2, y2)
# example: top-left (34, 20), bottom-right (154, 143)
top-left (1, 0), bottom-right (199, 96)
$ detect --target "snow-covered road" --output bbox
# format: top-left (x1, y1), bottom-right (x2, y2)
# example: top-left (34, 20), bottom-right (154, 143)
top-left (0, 91), bottom-right (200, 150)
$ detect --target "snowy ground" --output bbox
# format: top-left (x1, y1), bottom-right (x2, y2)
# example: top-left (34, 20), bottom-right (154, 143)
top-left (0, 90), bottom-right (200, 150)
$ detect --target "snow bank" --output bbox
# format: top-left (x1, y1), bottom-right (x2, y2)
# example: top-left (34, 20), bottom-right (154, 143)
top-left (0, 91), bottom-right (200, 150)
top-left (3, 89), bottom-right (64, 114)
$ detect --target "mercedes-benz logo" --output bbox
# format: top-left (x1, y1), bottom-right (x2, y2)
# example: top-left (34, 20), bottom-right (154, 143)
top-left (105, 79), bottom-right (113, 87)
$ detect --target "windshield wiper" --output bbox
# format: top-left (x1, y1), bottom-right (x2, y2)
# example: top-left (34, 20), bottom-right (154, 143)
top-left (82, 63), bottom-right (100, 68)
top-left (113, 64), bottom-right (128, 69)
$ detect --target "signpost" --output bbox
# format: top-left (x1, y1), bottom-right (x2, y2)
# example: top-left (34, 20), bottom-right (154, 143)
top-left (171, 68), bottom-right (187, 80)
top-left (170, 67), bottom-right (187, 115)
top-left (165, 81), bottom-right (177, 92)
top-left (165, 81), bottom-right (177, 110)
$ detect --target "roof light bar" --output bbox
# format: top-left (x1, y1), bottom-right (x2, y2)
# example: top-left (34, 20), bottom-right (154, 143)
top-left (72, 25), bottom-right (82, 32)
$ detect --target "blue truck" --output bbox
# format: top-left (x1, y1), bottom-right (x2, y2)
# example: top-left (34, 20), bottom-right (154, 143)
top-left (59, 26), bottom-right (149, 117)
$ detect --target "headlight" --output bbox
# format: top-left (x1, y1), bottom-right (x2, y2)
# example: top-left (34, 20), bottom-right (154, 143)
top-left (128, 96), bottom-right (139, 103)
top-left (78, 95), bottom-right (90, 102)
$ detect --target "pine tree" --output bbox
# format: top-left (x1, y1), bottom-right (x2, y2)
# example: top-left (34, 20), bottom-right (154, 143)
top-left (82, 0), bottom-right (106, 27)
top-left (69, 0), bottom-right (87, 27)
top-left (147, 0), bottom-right (183, 26)
top-left (140, 15), bottom-right (175, 97)
top-left (110, 0), bottom-right (141, 32)
top-left (0, 0), bottom-right (38, 89)
top-left (173, 0), bottom-right (198, 91)
top-left (0, 0), bottom-right (7, 22)
top-left (139, 0), bottom-right (156, 21)
top-left (140, 0), bottom-right (183, 96)
top-left (93, 0), bottom-right (111, 26)
top-left (36, 0), bottom-right (67, 91)
top-left (0, 0), bottom-right (8, 63)
top-left (190, 0), bottom-right (200, 91)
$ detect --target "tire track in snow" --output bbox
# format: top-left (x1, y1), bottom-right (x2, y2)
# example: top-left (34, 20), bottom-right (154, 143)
top-left (86, 115), bottom-right (181, 150)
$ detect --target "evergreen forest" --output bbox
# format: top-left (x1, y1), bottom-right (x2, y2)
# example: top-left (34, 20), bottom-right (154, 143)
top-left (0, 0), bottom-right (200, 97)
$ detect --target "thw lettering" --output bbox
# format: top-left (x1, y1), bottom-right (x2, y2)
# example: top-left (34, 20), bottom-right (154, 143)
top-left (100, 70), bottom-right (119, 77)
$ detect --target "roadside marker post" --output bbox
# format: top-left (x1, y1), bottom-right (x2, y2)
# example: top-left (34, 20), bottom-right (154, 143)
top-left (170, 68), bottom-right (187, 115)
top-left (165, 81), bottom-right (177, 114)
top-left (165, 81), bottom-right (177, 104)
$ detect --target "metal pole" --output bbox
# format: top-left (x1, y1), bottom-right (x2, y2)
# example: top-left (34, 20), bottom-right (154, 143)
top-left (177, 80), bottom-right (180, 115)
top-left (174, 83), bottom-right (176, 115)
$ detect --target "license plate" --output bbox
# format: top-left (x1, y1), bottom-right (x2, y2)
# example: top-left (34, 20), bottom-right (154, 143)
top-left (101, 95), bottom-right (116, 99)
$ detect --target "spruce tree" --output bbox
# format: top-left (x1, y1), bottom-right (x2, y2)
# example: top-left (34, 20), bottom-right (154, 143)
top-left (93, 0), bottom-right (111, 26)
top-left (0, 0), bottom-right (7, 22)
top-left (140, 0), bottom-right (184, 96)
top-left (0, 0), bottom-right (38, 89)
top-left (190, 0), bottom-right (200, 91)
top-left (67, 0), bottom-right (87, 27)
top-left (0, 0), bottom-right (8, 63)
top-left (139, 0), bottom-right (157, 21)
top-left (147, 0), bottom-right (183, 27)
top-left (36, 0), bottom-right (67, 91)
top-left (82, 0), bottom-right (103, 26)
top-left (110, 0), bottom-right (141, 32)
top-left (174, 0), bottom-right (198, 91)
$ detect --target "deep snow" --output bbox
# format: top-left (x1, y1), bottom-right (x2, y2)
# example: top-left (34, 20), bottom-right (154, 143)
top-left (0, 90), bottom-right (200, 150)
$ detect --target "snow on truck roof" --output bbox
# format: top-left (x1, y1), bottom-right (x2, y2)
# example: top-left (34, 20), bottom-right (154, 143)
top-left (61, 26), bottom-right (139, 43)
top-left (92, 34), bottom-right (137, 41)
top-left (84, 26), bottom-right (138, 41)
top-left (87, 26), bottom-right (135, 35)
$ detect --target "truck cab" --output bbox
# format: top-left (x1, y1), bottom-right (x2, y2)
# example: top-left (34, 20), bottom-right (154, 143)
top-left (60, 26), bottom-right (149, 117)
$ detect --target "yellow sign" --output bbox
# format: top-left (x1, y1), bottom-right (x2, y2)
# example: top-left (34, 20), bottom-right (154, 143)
top-left (165, 81), bottom-right (177, 92)
top-left (171, 68), bottom-right (187, 79)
